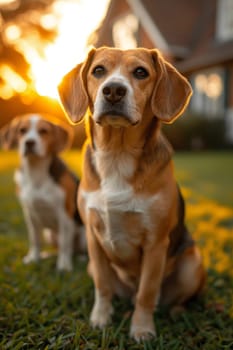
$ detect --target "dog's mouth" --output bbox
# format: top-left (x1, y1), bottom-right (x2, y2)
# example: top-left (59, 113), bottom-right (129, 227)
top-left (23, 143), bottom-right (39, 157)
top-left (97, 113), bottom-right (138, 128)
top-left (23, 148), bottom-right (37, 157)
top-left (94, 107), bottom-right (139, 128)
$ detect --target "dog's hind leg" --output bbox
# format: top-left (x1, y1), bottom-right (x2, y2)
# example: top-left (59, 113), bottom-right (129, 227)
top-left (160, 245), bottom-right (206, 306)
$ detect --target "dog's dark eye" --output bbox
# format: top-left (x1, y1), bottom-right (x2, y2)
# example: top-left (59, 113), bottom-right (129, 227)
top-left (133, 67), bottom-right (149, 79)
top-left (92, 65), bottom-right (106, 78)
top-left (19, 127), bottom-right (27, 135)
top-left (39, 128), bottom-right (48, 135)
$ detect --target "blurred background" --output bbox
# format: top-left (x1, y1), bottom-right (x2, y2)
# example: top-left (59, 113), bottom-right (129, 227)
top-left (1, 3), bottom-right (233, 349)
top-left (1, 0), bottom-right (233, 150)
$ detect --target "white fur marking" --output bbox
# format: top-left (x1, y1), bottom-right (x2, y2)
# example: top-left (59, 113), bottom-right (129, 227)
top-left (90, 289), bottom-right (113, 328)
top-left (19, 115), bottom-right (46, 157)
top-left (82, 150), bottom-right (162, 249)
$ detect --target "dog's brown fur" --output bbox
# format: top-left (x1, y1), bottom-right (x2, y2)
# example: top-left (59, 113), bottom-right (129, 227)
top-left (58, 47), bottom-right (205, 341)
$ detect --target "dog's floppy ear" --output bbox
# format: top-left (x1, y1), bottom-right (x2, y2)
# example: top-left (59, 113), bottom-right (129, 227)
top-left (151, 50), bottom-right (192, 123)
top-left (52, 124), bottom-right (74, 153)
top-left (58, 48), bottom-right (96, 124)
top-left (0, 117), bottom-right (21, 149)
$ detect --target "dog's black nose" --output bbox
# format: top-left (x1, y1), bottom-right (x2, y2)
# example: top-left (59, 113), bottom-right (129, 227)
top-left (25, 139), bottom-right (35, 150)
top-left (102, 83), bottom-right (127, 104)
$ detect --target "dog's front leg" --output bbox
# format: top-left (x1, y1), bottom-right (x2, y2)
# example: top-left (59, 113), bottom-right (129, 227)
top-left (22, 205), bottom-right (41, 264)
top-left (130, 237), bottom-right (168, 342)
top-left (57, 216), bottom-right (75, 271)
top-left (86, 222), bottom-right (114, 328)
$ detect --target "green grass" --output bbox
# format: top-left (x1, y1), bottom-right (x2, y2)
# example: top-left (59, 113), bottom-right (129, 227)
top-left (0, 150), bottom-right (233, 349)
top-left (174, 151), bottom-right (233, 207)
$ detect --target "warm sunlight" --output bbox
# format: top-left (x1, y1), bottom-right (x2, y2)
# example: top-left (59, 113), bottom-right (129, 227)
top-left (1, 0), bottom-right (109, 101)
top-left (0, 64), bottom-right (27, 99)
top-left (29, 0), bottom-right (110, 99)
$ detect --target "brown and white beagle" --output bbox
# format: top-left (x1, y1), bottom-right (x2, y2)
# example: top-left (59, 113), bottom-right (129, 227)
top-left (1, 114), bottom-right (86, 271)
top-left (58, 47), bottom-right (205, 341)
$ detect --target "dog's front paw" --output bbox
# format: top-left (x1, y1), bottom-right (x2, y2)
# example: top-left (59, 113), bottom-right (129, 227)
top-left (130, 324), bottom-right (156, 342)
top-left (90, 299), bottom-right (113, 329)
top-left (130, 308), bottom-right (156, 342)
top-left (23, 250), bottom-right (40, 264)
top-left (56, 254), bottom-right (72, 271)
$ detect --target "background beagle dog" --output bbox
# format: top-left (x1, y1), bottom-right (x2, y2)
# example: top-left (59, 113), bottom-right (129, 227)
top-left (58, 47), bottom-right (206, 341)
top-left (1, 114), bottom-right (86, 271)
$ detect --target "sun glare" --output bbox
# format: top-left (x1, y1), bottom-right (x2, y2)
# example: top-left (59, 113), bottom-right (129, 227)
top-left (0, 64), bottom-right (27, 99)
top-left (28, 0), bottom-right (109, 99)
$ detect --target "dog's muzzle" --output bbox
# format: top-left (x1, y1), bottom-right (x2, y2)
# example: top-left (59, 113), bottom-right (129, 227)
top-left (94, 82), bottom-right (138, 127)
top-left (24, 139), bottom-right (36, 156)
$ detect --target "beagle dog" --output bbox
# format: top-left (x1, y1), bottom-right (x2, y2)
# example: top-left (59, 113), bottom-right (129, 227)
top-left (58, 47), bottom-right (205, 341)
top-left (1, 114), bottom-right (86, 271)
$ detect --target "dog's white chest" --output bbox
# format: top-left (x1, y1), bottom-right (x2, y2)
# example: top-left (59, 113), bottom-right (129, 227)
top-left (82, 151), bottom-right (156, 257)
top-left (15, 169), bottom-right (64, 229)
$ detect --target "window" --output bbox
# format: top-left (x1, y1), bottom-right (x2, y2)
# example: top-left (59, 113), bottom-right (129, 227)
top-left (216, 0), bottom-right (233, 41)
top-left (190, 68), bottom-right (225, 117)
top-left (112, 14), bottom-right (139, 49)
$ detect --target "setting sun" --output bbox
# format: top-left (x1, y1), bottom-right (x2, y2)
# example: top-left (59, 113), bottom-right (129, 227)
top-left (29, 0), bottom-right (109, 99)
top-left (0, 0), bottom-right (110, 101)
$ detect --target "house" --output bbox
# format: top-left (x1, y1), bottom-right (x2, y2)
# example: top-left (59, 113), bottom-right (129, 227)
top-left (90, 0), bottom-right (233, 146)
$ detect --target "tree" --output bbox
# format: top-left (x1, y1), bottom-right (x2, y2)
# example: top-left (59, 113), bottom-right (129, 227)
top-left (0, 0), bottom-right (61, 126)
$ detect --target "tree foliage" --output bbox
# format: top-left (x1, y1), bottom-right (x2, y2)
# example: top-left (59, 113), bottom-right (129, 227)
top-left (0, 0), bottom-right (59, 126)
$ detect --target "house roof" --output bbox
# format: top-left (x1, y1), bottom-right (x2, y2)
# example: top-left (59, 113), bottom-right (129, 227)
top-left (93, 0), bottom-right (233, 73)
top-left (126, 0), bottom-right (170, 54)
top-left (176, 40), bottom-right (233, 73)
top-left (141, 0), bottom-right (208, 55)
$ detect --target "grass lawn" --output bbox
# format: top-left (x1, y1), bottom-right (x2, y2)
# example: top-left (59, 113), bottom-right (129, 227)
top-left (0, 150), bottom-right (232, 350)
